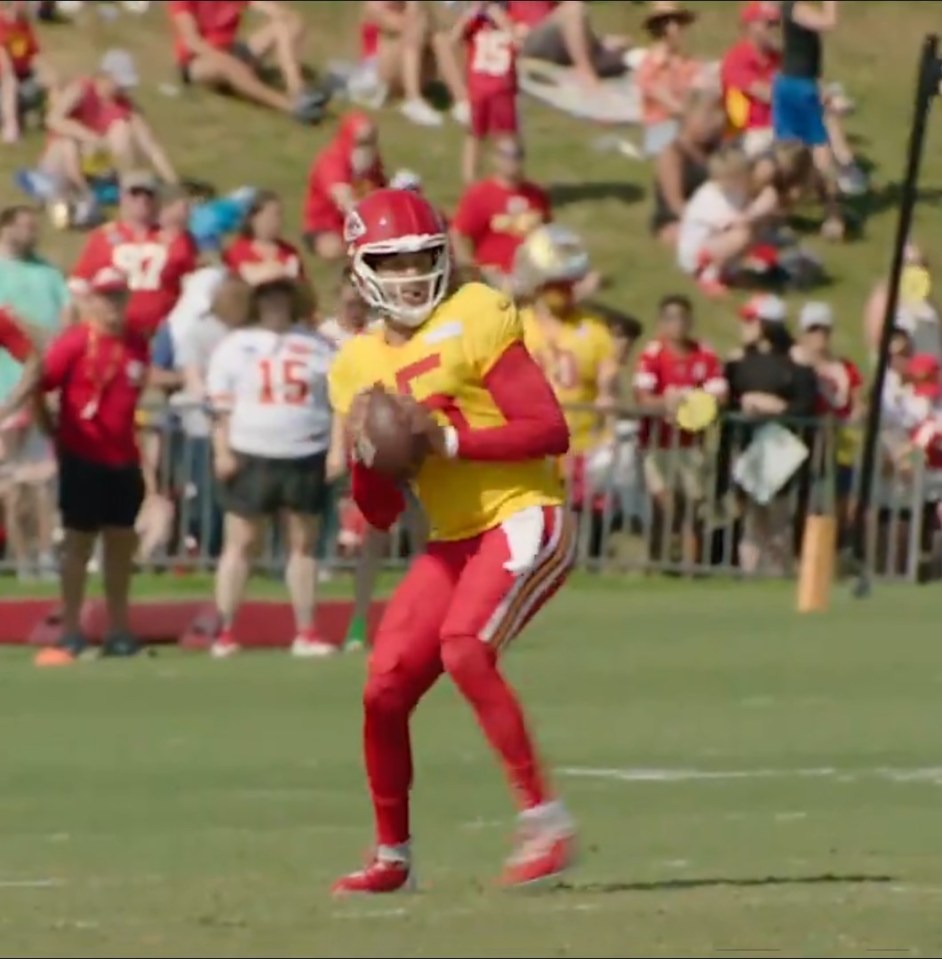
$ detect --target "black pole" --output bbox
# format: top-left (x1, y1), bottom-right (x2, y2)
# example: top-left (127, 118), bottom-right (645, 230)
top-left (852, 34), bottom-right (940, 598)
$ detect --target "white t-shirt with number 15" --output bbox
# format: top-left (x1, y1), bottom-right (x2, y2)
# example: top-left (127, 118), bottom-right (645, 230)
top-left (206, 326), bottom-right (334, 459)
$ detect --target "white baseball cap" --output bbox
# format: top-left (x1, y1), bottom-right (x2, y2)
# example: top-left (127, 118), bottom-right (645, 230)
top-left (799, 301), bottom-right (834, 330)
top-left (739, 293), bottom-right (787, 323)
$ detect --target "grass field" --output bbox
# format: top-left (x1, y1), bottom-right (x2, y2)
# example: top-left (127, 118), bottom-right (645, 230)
top-left (9, 0), bottom-right (942, 361)
top-left (1, 578), bottom-right (942, 957)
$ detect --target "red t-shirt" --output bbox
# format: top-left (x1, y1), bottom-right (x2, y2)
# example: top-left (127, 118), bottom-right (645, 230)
top-left (70, 221), bottom-right (199, 340)
top-left (304, 151), bottom-right (386, 236)
top-left (40, 323), bottom-right (148, 466)
top-left (721, 39), bottom-right (780, 133)
top-left (0, 308), bottom-right (33, 363)
top-left (59, 78), bottom-right (134, 138)
top-left (168, 0), bottom-right (249, 64)
top-left (633, 338), bottom-right (727, 449)
top-left (465, 15), bottom-right (518, 99)
top-left (223, 237), bottom-right (306, 284)
top-left (507, 1), bottom-right (557, 28)
top-left (0, 12), bottom-right (39, 79)
top-left (451, 178), bottom-right (551, 274)
top-left (815, 357), bottom-right (862, 420)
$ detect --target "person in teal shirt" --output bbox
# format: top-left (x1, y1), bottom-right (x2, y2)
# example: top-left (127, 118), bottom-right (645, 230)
top-left (0, 205), bottom-right (69, 402)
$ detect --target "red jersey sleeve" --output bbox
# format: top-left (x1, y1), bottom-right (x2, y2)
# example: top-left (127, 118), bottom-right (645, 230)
top-left (40, 325), bottom-right (84, 392)
top-left (846, 359), bottom-right (863, 392)
top-left (0, 309), bottom-right (33, 363)
top-left (720, 43), bottom-right (754, 92)
top-left (633, 344), bottom-right (662, 396)
top-left (455, 342), bottom-right (569, 461)
top-left (69, 229), bottom-right (109, 294)
top-left (451, 184), bottom-right (486, 241)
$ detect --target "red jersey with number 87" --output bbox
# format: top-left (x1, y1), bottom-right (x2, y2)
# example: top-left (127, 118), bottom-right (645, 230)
top-left (70, 222), bottom-right (199, 340)
top-left (328, 283), bottom-right (563, 542)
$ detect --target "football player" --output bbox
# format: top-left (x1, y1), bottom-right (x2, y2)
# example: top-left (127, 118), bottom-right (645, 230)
top-left (328, 188), bottom-right (576, 894)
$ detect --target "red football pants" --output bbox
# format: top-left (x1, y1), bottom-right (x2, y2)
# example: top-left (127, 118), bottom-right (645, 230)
top-left (362, 504), bottom-right (576, 847)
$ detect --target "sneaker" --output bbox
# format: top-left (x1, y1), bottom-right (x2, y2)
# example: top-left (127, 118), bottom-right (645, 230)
top-left (500, 804), bottom-right (576, 888)
top-left (450, 100), bottom-right (470, 126)
top-left (210, 631), bottom-right (241, 659)
top-left (837, 163), bottom-right (868, 197)
top-left (290, 633), bottom-right (337, 658)
top-left (101, 631), bottom-right (141, 658)
top-left (292, 87), bottom-right (330, 125)
top-left (343, 614), bottom-right (368, 652)
top-left (332, 853), bottom-right (414, 896)
top-left (34, 631), bottom-right (87, 668)
top-left (399, 98), bottom-right (442, 127)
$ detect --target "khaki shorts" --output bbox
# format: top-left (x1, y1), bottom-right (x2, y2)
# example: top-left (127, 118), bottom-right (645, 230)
top-left (643, 447), bottom-right (706, 501)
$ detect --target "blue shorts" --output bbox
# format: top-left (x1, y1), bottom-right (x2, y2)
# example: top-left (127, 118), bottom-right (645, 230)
top-left (772, 73), bottom-right (828, 147)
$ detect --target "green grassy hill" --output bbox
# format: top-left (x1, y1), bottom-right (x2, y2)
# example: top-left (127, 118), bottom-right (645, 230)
top-left (12, 0), bottom-right (942, 360)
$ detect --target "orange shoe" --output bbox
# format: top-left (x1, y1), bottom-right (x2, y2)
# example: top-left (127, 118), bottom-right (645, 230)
top-left (34, 647), bottom-right (78, 668)
top-left (332, 854), bottom-right (414, 896)
top-left (500, 812), bottom-right (576, 888)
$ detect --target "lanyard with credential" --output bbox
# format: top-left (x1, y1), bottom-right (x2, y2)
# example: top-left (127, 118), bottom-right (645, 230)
top-left (80, 323), bottom-right (121, 421)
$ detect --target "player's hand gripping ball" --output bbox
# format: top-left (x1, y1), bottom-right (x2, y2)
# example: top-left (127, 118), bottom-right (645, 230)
top-left (350, 386), bottom-right (430, 480)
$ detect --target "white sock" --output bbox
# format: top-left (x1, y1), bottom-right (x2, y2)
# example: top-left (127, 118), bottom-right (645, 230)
top-left (377, 842), bottom-right (411, 864)
top-left (520, 799), bottom-right (571, 830)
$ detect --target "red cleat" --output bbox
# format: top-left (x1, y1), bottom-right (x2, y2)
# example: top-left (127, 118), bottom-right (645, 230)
top-left (500, 824), bottom-right (576, 888)
top-left (331, 856), bottom-right (414, 896)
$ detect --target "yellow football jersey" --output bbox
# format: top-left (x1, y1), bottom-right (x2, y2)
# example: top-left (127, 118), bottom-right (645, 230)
top-left (521, 307), bottom-right (616, 453)
top-left (328, 284), bottom-right (564, 543)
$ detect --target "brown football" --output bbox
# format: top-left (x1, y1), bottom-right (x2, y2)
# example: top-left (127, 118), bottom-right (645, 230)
top-left (357, 386), bottom-right (428, 480)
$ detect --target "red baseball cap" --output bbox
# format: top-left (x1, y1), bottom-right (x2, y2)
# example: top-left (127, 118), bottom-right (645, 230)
top-left (88, 266), bottom-right (129, 295)
top-left (906, 353), bottom-right (942, 398)
top-left (741, 1), bottom-right (780, 24)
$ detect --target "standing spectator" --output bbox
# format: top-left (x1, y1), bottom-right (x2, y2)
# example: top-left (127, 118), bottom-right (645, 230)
top-left (634, 294), bottom-right (727, 566)
top-left (303, 111), bottom-right (386, 261)
top-left (0, 0), bottom-right (52, 144)
top-left (451, 136), bottom-right (550, 285)
top-left (34, 268), bottom-right (149, 667)
top-left (507, 1), bottom-right (628, 88)
top-left (650, 89), bottom-right (724, 246)
top-left (772, 1), bottom-right (866, 210)
top-left (206, 276), bottom-right (338, 659)
top-left (0, 205), bottom-right (67, 579)
top-left (451, 1), bottom-right (519, 184)
top-left (168, 0), bottom-right (326, 124)
top-left (224, 189), bottom-right (308, 289)
top-left (68, 171), bottom-right (199, 341)
top-left (721, 1), bottom-right (781, 157)
top-left (635, 1), bottom-right (700, 157)
top-left (41, 51), bottom-right (178, 218)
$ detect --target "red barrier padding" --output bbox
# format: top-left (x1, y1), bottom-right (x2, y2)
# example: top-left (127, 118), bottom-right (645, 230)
top-left (0, 598), bottom-right (387, 649)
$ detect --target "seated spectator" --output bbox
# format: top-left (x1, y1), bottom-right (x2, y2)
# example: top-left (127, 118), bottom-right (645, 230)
top-left (721, 0), bottom-right (780, 158)
top-left (303, 111), bottom-right (386, 261)
top-left (864, 242), bottom-right (941, 362)
top-left (451, 1), bottom-right (520, 184)
top-left (225, 189), bottom-right (306, 285)
top-left (358, 1), bottom-right (467, 127)
top-left (451, 135), bottom-right (550, 286)
top-left (677, 145), bottom-right (769, 296)
top-left (69, 170), bottom-right (199, 341)
top-left (41, 51), bottom-right (178, 218)
top-left (507, 1), bottom-right (628, 88)
top-left (651, 89), bottom-right (724, 246)
top-left (0, 0), bottom-right (53, 144)
top-left (168, 0), bottom-right (327, 125)
top-left (635, 1), bottom-right (700, 157)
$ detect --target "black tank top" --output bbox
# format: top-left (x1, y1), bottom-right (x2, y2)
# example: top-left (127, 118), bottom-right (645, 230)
top-left (781, 0), bottom-right (821, 79)
top-left (650, 145), bottom-right (708, 233)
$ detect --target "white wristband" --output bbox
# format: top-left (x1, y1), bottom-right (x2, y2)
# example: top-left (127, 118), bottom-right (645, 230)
top-left (442, 426), bottom-right (459, 459)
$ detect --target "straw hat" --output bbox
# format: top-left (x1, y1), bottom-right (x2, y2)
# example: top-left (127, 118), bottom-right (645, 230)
top-left (643, 0), bottom-right (697, 32)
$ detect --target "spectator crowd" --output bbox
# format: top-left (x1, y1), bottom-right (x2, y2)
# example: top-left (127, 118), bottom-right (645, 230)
top-left (1, 0), bottom-right (941, 657)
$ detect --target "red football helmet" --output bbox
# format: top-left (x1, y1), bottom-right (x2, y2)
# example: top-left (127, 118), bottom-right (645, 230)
top-left (344, 188), bottom-right (450, 327)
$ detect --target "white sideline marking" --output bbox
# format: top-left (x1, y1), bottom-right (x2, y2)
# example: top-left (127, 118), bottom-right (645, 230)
top-left (0, 878), bottom-right (63, 889)
top-left (560, 766), bottom-right (942, 785)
